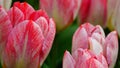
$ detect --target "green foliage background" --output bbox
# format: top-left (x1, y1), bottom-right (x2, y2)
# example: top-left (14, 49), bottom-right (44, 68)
top-left (0, 0), bottom-right (119, 68)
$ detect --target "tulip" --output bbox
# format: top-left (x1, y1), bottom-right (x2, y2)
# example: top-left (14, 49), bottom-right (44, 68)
top-left (107, 0), bottom-right (120, 36)
top-left (63, 49), bottom-right (108, 68)
top-left (0, 7), bottom-right (12, 59)
top-left (40, 0), bottom-right (81, 31)
top-left (0, 0), bottom-right (12, 10)
top-left (72, 23), bottom-right (118, 68)
top-left (1, 2), bottom-right (56, 68)
top-left (79, 0), bottom-right (107, 26)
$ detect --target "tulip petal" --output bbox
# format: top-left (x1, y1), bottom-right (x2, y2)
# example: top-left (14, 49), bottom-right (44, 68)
top-left (79, 0), bottom-right (91, 23)
top-left (105, 31), bottom-right (118, 68)
top-left (72, 26), bottom-right (88, 53)
top-left (95, 54), bottom-right (108, 68)
top-left (0, 7), bottom-right (12, 57)
top-left (29, 10), bottom-right (49, 22)
top-left (40, 0), bottom-right (53, 16)
top-left (107, 0), bottom-right (120, 30)
top-left (35, 17), bottom-right (48, 37)
top-left (92, 25), bottom-right (105, 38)
top-left (88, 57), bottom-right (105, 68)
top-left (8, 6), bottom-right (24, 27)
top-left (91, 33), bottom-right (106, 55)
top-left (39, 18), bottom-right (56, 65)
top-left (72, 48), bottom-right (92, 68)
top-left (0, 0), bottom-right (12, 10)
top-left (4, 0), bottom-right (12, 10)
top-left (87, 0), bottom-right (107, 26)
top-left (13, 2), bottom-right (35, 19)
top-left (89, 37), bottom-right (103, 55)
top-left (3, 20), bottom-right (44, 68)
top-left (81, 23), bottom-right (94, 36)
top-left (63, 51), bottom-right (75, 68)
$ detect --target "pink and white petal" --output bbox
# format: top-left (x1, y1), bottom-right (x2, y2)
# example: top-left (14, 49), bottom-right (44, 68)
top-left (8, 6), bottom-right (24, 27)
top-left (91, 33), bottom-right (105, 46)
top-left (63, 51), bottom-right (75, 68)
top-left (29, 10), bottom-right (49, 22)
top-left (88, 58), bottom-right (105, 68)
top-left (13, 2), bottom-right (35, 19)
top-left (35, 17), bottom-right (48, 37)
top-left (92, 25), bottom-right (105, 38)
top-left (91, 33), bottom-right (106, 55)
top-left (105, 31), bottom-right (118, 68)
top-left (3, 20), bottom-right (44, 68)
top-left (95, 54), bottom-right (108, 68)
top-left (81, 23), bottom-right (94, 36)
top-left (72, 48), bottom-right (92, 68)
top-left (72, 26), bottom-right (88, 53)
top-left (0, 7), bottom-right (12, 57)
top-left (89, 37), bottom-right (103, 55)
top-left (40, 18), bottom-right (56, 66)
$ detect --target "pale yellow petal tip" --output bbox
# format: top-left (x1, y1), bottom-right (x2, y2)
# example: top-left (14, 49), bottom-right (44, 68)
top-left (107, 15), bottom-right (115, 30)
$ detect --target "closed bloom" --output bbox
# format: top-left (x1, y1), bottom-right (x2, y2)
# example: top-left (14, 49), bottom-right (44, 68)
top-left (72, 23), bottom-right (118, 68)
top-left (63, 49), bottom-right (108, 68)
top-left (79, 0), bottom-right (107, 26)
top-left (1, 2), bottom-right (56, 68)
top-left (40, 0), bottom-right (81, 31)
top-left (107, 0), bottom-right (120, 36)
top-left (0, 0), bottom-right (12, 10)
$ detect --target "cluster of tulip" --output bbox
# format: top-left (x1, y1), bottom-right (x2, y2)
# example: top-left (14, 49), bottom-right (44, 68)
top-left (0, 0), bottom-right (119, 68)
top-left (63, 23), bottom-right (118, 68)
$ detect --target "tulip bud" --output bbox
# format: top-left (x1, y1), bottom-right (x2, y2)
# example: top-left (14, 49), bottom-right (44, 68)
top-left (79, 0), bottom-right (107, 26)
top-left (63, 48), bottom-right (108, 68)
top-left (40, 0), bottom-right (81, 31)
top-left (72, 23), bottom-right (105, 53)
top-left (72, 23), bottom-right (118, 68)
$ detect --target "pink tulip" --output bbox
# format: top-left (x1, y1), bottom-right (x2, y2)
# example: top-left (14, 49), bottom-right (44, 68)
top-left (72, 23), bottom-right (118, 68)
top-left (1, 2), bottom-right (56, 68)
top-left (63, 49), bottom-right (108, 68)
top-left (40, 0), bottom-right (81, 31)
top-left (0, 0), bottom-right (12, 10)
top-left (79, 0), bottom-right (107, 26)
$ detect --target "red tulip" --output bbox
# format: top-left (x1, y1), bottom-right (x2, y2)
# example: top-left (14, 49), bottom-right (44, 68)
top-left (72, 23), bottom-right (118, 68)
top-left (79, 0), bottom-right (107, 26)
top-left (1, 2), bottom-right (56, 67)
top-left (63, 49), bottom-right (108, 68)
top-left (40, 0), bottom-right (81, 31)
